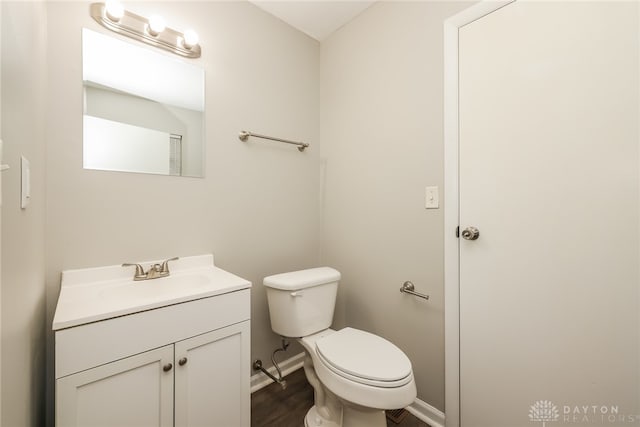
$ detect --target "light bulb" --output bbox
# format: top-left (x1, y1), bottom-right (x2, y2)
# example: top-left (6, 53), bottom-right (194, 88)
top-left (147, 15), bottom-right (166, 36)
top-left (183, 29), bottom-right (199, 49)
top-left (105, 0), bottom-right (124, 22)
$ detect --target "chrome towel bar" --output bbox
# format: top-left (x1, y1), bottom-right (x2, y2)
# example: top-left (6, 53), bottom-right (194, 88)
top-left (239, 130), bottom-right (309, 152)
top-left (400, 281), bottom-right (430, 300)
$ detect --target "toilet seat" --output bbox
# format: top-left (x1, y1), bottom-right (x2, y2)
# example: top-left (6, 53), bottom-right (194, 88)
top-left (315, 328), bottom-right (413, 388)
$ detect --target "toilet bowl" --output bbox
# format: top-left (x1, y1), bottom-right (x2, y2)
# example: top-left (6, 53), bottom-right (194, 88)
top-left (263, 267), bottom-right (417, 427)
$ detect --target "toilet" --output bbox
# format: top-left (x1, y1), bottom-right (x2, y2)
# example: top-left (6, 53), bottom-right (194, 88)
top-left (263, 267), bottom-right (417, 427)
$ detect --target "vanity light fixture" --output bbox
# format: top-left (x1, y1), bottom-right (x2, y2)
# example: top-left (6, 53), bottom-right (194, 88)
top-left (90, 2), bottom-right (201, 58)
top-left (147, 15), bottom-right (166, 37)
top-left (104, 0), bottom-right (124, 22)
top-left (182, 29), bottom-right (199, 50)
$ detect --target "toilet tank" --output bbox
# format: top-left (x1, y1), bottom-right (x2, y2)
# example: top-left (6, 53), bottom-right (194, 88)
top-left (263, 267), bottom-right (341, 338)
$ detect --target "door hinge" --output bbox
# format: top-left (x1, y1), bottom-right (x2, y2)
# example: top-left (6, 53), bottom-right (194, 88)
top-left (456, 226), bottom-right (460, 238)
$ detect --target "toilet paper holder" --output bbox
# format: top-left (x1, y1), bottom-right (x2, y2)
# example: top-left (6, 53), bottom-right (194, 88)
top-left (400, 281), bottom-right (430, 301)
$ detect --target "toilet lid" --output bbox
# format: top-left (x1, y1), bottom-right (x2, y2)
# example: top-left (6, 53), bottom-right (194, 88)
top-left (315, 328), bottom-right (413, 387)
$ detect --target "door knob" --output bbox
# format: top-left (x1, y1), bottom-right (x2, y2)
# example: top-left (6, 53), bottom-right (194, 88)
top-left (178, 357), bottom-right (188, 366)
top-left (461, 226), bottom-right (480, 240)
top-left (163, 363), bottom-right (173, 372)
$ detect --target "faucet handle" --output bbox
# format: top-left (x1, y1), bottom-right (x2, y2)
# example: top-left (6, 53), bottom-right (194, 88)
top-left (160, 257), bottom-right (179, 274)
top-left (122, 263), bottom-right (147, 280)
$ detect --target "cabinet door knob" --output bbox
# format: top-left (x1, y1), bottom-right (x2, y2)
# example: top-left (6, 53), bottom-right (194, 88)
top-left (178, 357), bottom-right (188, 366)
top-left (163, 363), bottom-right (173, 372)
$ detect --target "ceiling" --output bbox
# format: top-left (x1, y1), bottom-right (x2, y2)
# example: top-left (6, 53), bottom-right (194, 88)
top-left (248, 1), bottom-right (376, 41)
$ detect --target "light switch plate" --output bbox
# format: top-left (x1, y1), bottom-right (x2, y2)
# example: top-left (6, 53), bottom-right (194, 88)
top-left (425, 186), bottom-right (439, 209)
top-left (21, 156), bottom-right (31, 209)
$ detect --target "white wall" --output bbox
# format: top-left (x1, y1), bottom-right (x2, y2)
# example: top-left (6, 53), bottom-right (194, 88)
top-left (45, 1), bottom-right (320, 423)
top-left (320, 1), bottom-right (471, 411)
top-left (1, 1), bottom-right (48, 426)
top-left (84, 85), bottom-right (188, 137)
top-left (83, 115), bottom-right (173, 175)
top-left (84, 85), bottom-right (203, 176)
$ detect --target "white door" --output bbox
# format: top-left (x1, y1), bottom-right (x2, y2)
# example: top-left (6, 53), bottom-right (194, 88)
top-left (174, 321), bottom-right (250, 427)
top-left (458, 2), bottom-right (639, 426)
top-left (56, 344), bottom-right (174, 427)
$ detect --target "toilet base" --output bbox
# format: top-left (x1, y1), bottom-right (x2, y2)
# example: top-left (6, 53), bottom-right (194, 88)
top-left (303, 404), bottom-right (387, 427)
top-left (304, 406), bottom-right (340, 427)
top-left (342, 404), bottom-right (386, 427)
top-left (298, 334), bottom-right (409, 427)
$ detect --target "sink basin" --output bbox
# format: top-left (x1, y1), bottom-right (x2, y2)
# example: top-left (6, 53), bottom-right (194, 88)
top-left (53, 254), bottom-right (251, 330)
top-left (97, 272), bottom-right (211, 303)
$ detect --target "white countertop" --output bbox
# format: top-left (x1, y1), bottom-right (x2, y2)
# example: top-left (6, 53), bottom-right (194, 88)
top-left (53, 254), bottom-right (251, 330)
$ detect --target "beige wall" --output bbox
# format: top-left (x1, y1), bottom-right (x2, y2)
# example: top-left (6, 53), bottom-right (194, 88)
top-left (1, 1), bottom-right (48, 426)
top-left (44, 1), bottom-right (320, 423)
top-left (3, 1), bottom-right (483, 424)
top-left (320, 1), bottom-right (471, 411)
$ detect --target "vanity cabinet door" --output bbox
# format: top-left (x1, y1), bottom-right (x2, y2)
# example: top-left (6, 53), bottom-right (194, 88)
top-left (174, 321), bottom-right (251, 427)
top-left (56, 344), bottom-right (174, 427)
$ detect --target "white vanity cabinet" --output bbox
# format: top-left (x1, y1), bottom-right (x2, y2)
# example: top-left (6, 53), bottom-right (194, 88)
top-left (53, 255), bottom-right (251, 427)
top-left (57, 344), bottom-right (175, 427)
top-left (174, 322), bottom-right (249, 426)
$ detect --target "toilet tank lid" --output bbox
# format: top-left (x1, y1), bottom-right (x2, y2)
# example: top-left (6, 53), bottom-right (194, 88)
top-left (263, 267), bottom-right (341, 290)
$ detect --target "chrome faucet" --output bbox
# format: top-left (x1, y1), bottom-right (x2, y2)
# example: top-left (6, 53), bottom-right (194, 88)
top-left (122, 257), bottom-right (179, 281)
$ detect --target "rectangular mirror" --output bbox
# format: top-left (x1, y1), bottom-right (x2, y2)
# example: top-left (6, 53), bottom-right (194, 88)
top-left (82, 29), bottom-right (205, 177)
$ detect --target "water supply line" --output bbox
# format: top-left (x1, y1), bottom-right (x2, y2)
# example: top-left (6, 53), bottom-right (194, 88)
top-left (252, 338), bottom-right (289, 390)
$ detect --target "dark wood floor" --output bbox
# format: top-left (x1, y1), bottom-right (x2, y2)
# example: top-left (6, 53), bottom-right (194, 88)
top-left (251, 368), bottom-right (430, 427)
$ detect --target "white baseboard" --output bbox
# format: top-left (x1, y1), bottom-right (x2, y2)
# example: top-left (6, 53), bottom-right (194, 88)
top-left (250, 352), bottom-right (306, 393)
top-left (407, 398), bottom-right (445, 427)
